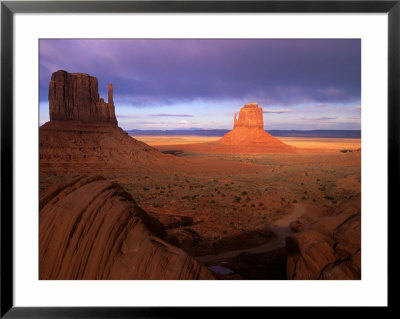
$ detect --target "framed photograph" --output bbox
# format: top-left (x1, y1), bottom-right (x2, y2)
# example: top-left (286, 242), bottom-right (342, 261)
top-left (1, 0), bottom-right (396, 317)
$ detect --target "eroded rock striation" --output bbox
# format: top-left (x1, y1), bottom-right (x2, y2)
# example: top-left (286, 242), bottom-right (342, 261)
top-left (39, 176), bottom-right (215, 280)
top-left (49, 70), bottom-right (117, 124)
top-left (286, 195), bottom-right (361, 280)
top-left (39, 120), bottom-right (168, 174)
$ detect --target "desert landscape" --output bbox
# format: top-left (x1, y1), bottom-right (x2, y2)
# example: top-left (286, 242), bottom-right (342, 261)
top-left (39, 39), bottom-right (361, 280)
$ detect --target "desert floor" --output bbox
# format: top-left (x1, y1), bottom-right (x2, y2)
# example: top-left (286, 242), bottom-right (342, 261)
top-left (122, 136), bottom-right (360, 278)
top-left (131, 135), bottom-right (361, 150)
top-left (40, 136), bottom-right (361, 279)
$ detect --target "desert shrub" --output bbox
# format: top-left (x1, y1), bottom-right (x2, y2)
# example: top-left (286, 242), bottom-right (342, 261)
top-left (292, 199), bottom-right (297, 203)
top-left (143, 187), bottom-right (149, 191)
top-left (281, 197), bottom-right (285, 201)
top-left (246, 197), bottom-right (251, 201)
top-left (234, 196), bottom-right (241, 203)
top-left (241, 191), bottom-right (248, 196)
top-left (259, 202), bottom-right (263, 206)
top-left (251, 204), bottom-right (255, 207)
top-left (302, 196), bottom-right (306, 200)
top-left (211, 200), bottom-right (215, 204)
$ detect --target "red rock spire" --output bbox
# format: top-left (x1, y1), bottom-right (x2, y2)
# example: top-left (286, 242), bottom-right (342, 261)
top-left (108, 83), bottom-right (114, 106)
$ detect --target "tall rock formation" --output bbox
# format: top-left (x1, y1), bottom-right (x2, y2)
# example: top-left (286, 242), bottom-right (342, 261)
top-left (40, 70), bottom-right (170, 174)
top-left (48, 70), bottom-right (117, 124)
top-left (39, 176), bottom-right (214, 280)
top-left (233, 103), bottom-right (264, 129)
top-left (218, 103), bottom-right (295, 153)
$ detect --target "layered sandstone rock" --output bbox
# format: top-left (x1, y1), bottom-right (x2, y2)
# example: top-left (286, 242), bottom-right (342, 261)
top-left (286, 195), bottom-right (361, 280)
top-left (39, 176), bottom-right (215, 280)
top-left (39, 120), bottom-right (168, 174)
top-left (49, 70), bottom-right (117, 124)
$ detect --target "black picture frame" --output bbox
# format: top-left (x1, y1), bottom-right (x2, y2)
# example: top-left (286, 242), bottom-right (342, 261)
top-left (1, 0), bottom-right (397, 317)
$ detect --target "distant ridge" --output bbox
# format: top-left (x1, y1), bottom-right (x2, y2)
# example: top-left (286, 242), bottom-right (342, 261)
top-left (127, 129), bottom-right (228, 136)
top-left (128, 129), bottom-right (361, 138)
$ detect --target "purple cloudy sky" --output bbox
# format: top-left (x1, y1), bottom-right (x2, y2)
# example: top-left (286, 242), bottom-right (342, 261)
top-left (39, 39), bottom-right (361, 130)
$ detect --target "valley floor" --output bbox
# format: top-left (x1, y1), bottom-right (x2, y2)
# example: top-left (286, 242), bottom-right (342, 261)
top-left (40, 136), bottom-right (361, 279)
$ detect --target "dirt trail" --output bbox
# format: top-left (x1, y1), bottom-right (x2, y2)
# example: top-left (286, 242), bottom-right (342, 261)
top-left (196, 204), bottom-right (306, 263)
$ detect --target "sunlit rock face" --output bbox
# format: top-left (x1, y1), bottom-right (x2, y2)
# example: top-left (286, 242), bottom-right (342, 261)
top-left (218, 103), bottom-right (295, 153)
top-left (48, 70), bottom-right (117, 125)
top-left (234, 103), bottom-right (264, 129)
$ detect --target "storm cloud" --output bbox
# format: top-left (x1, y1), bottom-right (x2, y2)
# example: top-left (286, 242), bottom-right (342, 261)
top-left (39, 39), bottom-right (361, 107)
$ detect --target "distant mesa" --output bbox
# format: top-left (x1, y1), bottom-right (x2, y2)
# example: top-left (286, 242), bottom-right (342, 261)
top-left (49, 70), bottom-right (117, 125)
top-left (218, 103), bottom-right (295, 153)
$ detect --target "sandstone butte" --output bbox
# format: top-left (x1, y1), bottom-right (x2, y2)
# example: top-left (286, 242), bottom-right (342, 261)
top-left (218, 103), bottom-right (295, 152)
top-left (175, 103), bottom-right (296, 154)
top-left (40, 70), bottom-right (172, 175)
top-left (48, 70), bottom-right (117, 124)
top-left (39, 176), bottom-right (214, 279)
